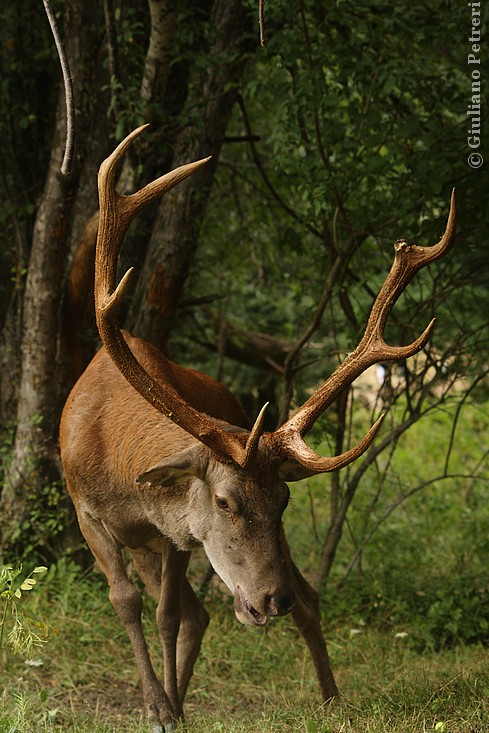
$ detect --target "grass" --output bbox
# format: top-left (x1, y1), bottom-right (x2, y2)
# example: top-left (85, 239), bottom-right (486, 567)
top-left (1, 559), bottom-right (489, 733)
top-left (1, 398), bottom-right (488, 731)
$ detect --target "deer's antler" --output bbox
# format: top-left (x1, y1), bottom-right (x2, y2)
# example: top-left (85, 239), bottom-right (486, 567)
top-left (267, 190), bottom-right (456, 477)
top-left (96, 126), bottom-right (456, 478)
top-left (95, 125), bottom-right (264, 466)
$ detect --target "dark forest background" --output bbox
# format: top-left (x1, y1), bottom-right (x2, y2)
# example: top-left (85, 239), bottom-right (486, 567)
top-left (0, 1), bottom-right (488, 602)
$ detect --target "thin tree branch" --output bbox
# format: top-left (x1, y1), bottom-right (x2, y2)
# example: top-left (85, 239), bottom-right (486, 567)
top-left (277, 234), bottom-right (365, 426)
top-left (444, 368), bottom-right (489, 475)
top-left (337, 471), bottom-right (489, 589)
top-left (298, 0), bottom-right (329, 172)
top-left (103, 0), bottom-right (121, 121)
top-left (43, 0), bottom-right (74, 177)
top-left (259, 0), bottom-right (265, 47)
top-left (237, 94), bottom-right (324, 240)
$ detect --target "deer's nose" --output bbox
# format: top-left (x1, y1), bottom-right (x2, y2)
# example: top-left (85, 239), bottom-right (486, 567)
top-left (264, 590), bottom-right (295, 617)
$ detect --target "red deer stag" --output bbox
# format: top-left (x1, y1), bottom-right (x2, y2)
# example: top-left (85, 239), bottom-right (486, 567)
top-left (60, 125), bottom-right (456, 731)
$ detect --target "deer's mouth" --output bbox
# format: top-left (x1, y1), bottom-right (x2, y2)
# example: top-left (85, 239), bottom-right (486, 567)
top-left (233, 586), bottom-right (268, 626)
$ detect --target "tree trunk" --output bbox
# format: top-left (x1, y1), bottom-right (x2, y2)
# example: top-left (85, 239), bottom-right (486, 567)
top-left (1, 101), bottom-right (71, 553)
top-left (129, 0), bottom-right (253, 351)
top-left (0, 0), bottom-right (103, 559)
top-left (0, 221), bottom-right (28, 429)
top-left (141, 0), bottom-right (176, 114)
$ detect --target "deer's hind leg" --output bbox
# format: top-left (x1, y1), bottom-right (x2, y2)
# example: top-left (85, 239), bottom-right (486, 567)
top-left (281, 528), bottom-right (339, 702)
top-left (75, 511), bottom-right (176, 732)
top-left (176, 579), bottom-right (209, 703)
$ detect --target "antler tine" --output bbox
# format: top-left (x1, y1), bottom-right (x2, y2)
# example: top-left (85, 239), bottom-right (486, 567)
top-left (267, 192), bottom-right (457, 476)
top-left (96, 124), bottom-right (211, 313)
top-left (95, 126), bottom-right (250, 467)
top-left (242, 403), bottom-right (269, 469)
top-left (100, 125), bottom-right (212, 229)
top-left (277, 414), bottom-right (386, 479)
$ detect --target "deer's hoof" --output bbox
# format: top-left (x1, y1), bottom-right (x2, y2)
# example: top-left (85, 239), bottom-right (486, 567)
top-left (150, 719), bottom-right (178, 733)
top-left (147, 702), bottom-right (178, 733)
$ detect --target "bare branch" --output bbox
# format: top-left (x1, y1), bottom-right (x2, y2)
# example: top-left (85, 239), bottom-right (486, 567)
top-left (43, 0), bottom-right (74, 177)
top-left (259, 0), bottom-right (265, 47)
top-left (337, 471), bottom-right (489, 589)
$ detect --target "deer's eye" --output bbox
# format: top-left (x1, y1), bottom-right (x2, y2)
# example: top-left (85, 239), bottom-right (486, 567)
top-left (215, 496), bottom-right (229, 511)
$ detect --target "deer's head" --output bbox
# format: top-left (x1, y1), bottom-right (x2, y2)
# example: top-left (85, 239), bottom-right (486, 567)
top-left (136, 442), bottom-right (293, 624)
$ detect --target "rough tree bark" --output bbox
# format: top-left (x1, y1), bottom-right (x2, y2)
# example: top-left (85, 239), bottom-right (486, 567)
top-left (128, 0), bottom-right (253, 351)
top-left (141, 0), bottom-right (176, 115)
top-left (0, 0), bottom-right (103, 557)
top-left (1, 106), bottom-right (73, 554)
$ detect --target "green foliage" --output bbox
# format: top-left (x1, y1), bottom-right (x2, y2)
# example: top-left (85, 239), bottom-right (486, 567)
top-left (4, 478), bottom-right (70, 563)
top-left (0, 564), bottom-right (48, 657)
top-left (0, 689), bottom-right (62, 733)
top-left (0, 421), bottom-right (15, 483)
top-left (182, 0), bottom-right (489, 421)
top-left (105, 5), bottom-right (147, 140)
top-left (1, 414), bottom-right (73, 563)
top-left (283, 393), bottom-right (489, 651)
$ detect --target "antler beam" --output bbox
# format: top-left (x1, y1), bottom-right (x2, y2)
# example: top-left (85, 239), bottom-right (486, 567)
top-left (95, 125), bottom-right (263, 466)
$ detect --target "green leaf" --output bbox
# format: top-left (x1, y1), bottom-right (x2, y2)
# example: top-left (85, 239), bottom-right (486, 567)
top-left (20, 578), bottom-right (36, 591)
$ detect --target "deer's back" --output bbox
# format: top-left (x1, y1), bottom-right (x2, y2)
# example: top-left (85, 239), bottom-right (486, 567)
top-left (60, 332), bottom-right (250, 506)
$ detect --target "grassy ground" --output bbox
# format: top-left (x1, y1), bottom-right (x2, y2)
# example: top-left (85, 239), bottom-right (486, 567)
top-left (2, 401), bottom-right (488, 731)
top-left (1, 559), bottom-right (489, 733)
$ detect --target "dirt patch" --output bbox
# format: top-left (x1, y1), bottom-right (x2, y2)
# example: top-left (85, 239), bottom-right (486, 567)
top-left (36, 670), bottom-right (146, 726)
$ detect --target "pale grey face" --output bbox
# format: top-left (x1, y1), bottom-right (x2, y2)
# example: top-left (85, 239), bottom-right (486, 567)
top-left (137, 444), bottom-right (295, 625)
top-left (195, 462), bottom-right (293, 625)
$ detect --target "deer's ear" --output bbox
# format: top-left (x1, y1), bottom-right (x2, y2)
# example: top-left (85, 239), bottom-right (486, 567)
top-left (135, 444), bottom-right (209, 488)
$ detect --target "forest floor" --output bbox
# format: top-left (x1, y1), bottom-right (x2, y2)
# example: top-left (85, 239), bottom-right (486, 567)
top-left (1, 560), bottom-right (489, 733)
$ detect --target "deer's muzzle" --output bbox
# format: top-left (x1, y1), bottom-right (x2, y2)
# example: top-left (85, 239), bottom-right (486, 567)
top-left (233, 585), bottom-right (295, 626)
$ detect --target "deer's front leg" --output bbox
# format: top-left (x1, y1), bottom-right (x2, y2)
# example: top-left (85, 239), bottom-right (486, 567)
top-left (289, 559), bottom-right (339, 701)
top-left (77, 511), bottom-right (176, 732)
top-left (157, 544), bottom-right (191, 720)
